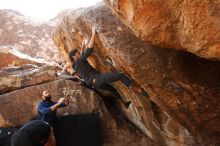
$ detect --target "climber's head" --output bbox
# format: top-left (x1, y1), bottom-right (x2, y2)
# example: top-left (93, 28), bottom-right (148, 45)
top-left (68, 48), bottom-right (79, 61)
top-left (42, 90), bottom-right (52, 102)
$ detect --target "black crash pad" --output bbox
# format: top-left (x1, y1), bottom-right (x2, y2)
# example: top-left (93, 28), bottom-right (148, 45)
top-left (0, 127), bottom-right (17, 146)
top-left (56, 113), bottom-right (102, 146)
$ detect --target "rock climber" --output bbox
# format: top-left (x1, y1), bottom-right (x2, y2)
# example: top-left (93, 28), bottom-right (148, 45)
top-left (68, 26), bottom-right (135, 108)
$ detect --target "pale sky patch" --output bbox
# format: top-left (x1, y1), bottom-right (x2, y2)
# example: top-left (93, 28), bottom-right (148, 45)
top-left (0, 0), bottom-right (102, 20)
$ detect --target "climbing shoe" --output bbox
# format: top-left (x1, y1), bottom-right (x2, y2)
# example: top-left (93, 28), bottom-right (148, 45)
top-left (121, 74), bottom-right (133, 87)
top-left (140, 88), bottom-right (149, 97)
top-left (124, 101), bottom-right (131, 109)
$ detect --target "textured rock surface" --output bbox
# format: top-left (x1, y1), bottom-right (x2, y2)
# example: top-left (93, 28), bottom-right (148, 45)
top-left (105, 0), bottom-right (220, 60)
top-left (0, 46), bottom-right (59, 68)
top-left (0, 79), bottom-right (153, 146)
top-left (53, 3), bottom-right (220, 146)
top-left (0, 64), bottom-right (58, 94)
top-left (0, 9), bottom-right (63, 62)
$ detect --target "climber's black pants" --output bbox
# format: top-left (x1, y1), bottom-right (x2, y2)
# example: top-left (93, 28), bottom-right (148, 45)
top-left (90, 72), bottom-right (132, 101)
top-left (92, 72), bottom-right (132, 88)
top-left (81, 81), bottom-right (121, 101)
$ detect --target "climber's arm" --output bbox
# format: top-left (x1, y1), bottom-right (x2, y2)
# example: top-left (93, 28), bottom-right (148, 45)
top-left (79, 26), bottom-right (96, 59)
top-left (80, 39), bottom-right (86, 54)
top-left (87, 26), bottom-right (96, 49)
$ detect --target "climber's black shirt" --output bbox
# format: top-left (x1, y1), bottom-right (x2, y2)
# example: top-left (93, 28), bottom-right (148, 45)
top-left (73, 48), bottom-right (98, 85)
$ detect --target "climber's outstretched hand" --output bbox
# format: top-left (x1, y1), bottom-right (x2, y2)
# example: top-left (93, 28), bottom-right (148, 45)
top-left (88, 25), bottom-right (97, 48)
top-left (92, 25), bottom-right (97, 35)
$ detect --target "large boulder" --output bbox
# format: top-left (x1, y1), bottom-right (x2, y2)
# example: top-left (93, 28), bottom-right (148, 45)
top-left (105, 0), bottom-right (220, 60)
top-left (52, 3), bottom-right (220, 146)
top-left (0, 9), bottom-right (64, 62)
top-left (0, 64), bottom-right (58, 94)
top-left (0, 46), bottom-right (59, 68)
top-left (0, 79), bottom-right (153, 146)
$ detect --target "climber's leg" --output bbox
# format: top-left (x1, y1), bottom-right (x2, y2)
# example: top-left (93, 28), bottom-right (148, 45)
top-left (93, 72), bottom-right (133, 88)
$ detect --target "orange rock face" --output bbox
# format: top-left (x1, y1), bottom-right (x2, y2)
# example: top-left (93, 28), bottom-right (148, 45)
top-left (105, 0), bottom-right (220, 60)
top-left (52, 3), bottom-right (220, 146)
top-left (0, 10), bottom-right (64, 62)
